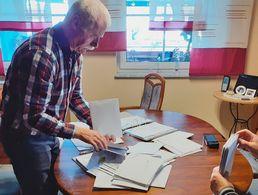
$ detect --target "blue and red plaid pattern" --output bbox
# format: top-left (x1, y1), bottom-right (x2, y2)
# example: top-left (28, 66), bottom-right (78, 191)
top-left (0, 23), bottom-right (91, 138)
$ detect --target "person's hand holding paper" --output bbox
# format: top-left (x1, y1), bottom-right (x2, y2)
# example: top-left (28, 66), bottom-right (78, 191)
top-left (210, 166), bottom-right (235, 195)
top-left (73, 124), bottom-right (109, 151)
top-left (89, 98), bottom-right (123, 144)
top-left (237, 129), bottom-right (258, 159)
top-left (71, 121), bottom-right (115, 151)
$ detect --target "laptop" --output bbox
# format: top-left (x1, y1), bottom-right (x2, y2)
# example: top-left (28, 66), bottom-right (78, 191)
top-left (234, 74), bottom-right (258, 96)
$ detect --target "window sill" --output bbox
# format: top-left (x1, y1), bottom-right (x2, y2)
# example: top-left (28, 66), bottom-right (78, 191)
top-left (115, 69), bottom-right (189, 79)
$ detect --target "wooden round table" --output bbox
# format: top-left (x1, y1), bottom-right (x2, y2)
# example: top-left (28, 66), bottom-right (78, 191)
top-left (54, 110), bottom-right (253, 195)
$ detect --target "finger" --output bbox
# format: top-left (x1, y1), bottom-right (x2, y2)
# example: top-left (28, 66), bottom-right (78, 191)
top-left (104, 134), bottom-right (110, 141)
top-left (238, 138), bottom-right (252, 150)
top-left (213, 166), bottom-right (219, 172)
top-left (91, 141), bottom-right (99, 151)
top-left (111, 135), bottom-right (116, 142)
top-left (237, 130), bottom-right (253, 140)
top-left (95, 135), bottom-right (108, 150)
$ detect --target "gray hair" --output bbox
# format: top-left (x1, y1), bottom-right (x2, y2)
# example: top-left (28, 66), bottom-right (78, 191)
top-left (65, 0), bottom-right (111, 32)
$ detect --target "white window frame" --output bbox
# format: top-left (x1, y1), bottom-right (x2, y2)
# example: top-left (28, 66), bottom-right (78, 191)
top-left (116, 52), bottom-right (189, 78)
top-left (116, 1), bottom-right (190, 78)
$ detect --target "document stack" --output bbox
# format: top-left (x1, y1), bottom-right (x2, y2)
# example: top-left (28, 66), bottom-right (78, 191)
top-left (73, 142), bottom-right (176, 191)
top-left (71, 138), bottom-right (94, 154)
top-left (219, 134), bottom-right (239, 177)
top-left (153, 132), bottom-right (202, 157)
top-left (121, 115), bottom-right (153, 131)
top-left (124, 122), bottom-right (177, 141)
top-left (112, 153), bottom-right (169, 190)
top-left (73, 143), bottom-right (127, 176)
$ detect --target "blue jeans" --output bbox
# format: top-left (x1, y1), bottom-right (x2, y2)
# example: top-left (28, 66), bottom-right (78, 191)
top-left (2, 131), bottom-right (60, 195)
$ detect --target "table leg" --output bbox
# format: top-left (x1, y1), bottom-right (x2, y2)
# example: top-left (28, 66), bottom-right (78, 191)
top-left (229, 103), bottom-right (238, 137)
top-left (229, 103), bottom-right (258, 137)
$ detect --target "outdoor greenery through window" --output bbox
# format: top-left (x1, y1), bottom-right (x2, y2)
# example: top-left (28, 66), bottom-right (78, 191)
top-left (117, 0), bottom-right (193, 78)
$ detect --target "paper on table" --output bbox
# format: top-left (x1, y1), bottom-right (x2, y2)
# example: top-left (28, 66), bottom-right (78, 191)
top-left (120, 111), bottom-right (133, 118)
top-left (89, 98), bottom-right (122, 138)
top-left (113, 153), bottom-right (165, 187)
top-left (121, 115), bottom-right (153, 131)
top-left (151, 164), bottom-right (172, 188)
top-left (125, 122), bottom-right (177, 141)
top-left (128, 142), bottom-right (163, 155)
top-left (71, 139), bottom-right (94, 154)
top-left (72, 153), bottom-right (93, 172)
top-left (94, 172), bottom-right (127, 189)
top-left (171, 131), bottom-right (194, 139)
top-left (219, 134), bottom-right (239, 177)
top-left (154, 133), bottom-right (202, 157)
top-left (112, 177), bottom-right (149, 191)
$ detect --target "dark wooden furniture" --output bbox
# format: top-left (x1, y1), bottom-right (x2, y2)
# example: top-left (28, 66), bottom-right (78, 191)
top-left (214, 91), bottom-right (258, 136)
top-left (54, 110), bottom-right (253, 195)
top-left (140, 73), bottom-right (165, 110)
top-left (121, 73), bottom-right (165, 111)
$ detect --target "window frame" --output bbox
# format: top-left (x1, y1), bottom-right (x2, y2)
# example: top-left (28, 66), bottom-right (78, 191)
top-left (116, 0), bottom-right (191, 78)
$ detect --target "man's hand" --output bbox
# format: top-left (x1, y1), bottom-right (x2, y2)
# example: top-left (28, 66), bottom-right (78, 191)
top-left (104, 134), bottom-right (116, 143)
top-left (73, 127), bottom-right (108, 151)
top-left (237, 129), bottom-right (258, 158)
top-left (210, 166), bottom-right (234, 195)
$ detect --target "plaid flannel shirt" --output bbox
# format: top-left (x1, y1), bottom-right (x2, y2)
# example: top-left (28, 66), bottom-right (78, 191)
top-left (0, 23), bottom-right (91, 138)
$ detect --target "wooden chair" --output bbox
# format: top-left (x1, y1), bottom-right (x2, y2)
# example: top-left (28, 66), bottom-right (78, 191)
top-left (121, 73), bottom-right (165, 111)
top-left (140, 73), bottom-right (165, 110)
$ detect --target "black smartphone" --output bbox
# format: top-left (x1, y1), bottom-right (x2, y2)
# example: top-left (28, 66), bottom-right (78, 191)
top-left (203, 134), bottom-right (219, 149)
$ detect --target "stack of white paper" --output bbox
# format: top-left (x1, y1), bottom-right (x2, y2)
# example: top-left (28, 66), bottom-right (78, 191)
top-left (74, 147), bottom-right (175, 191)
top-left (124, 122), bottom-right (177, 141)
top-left (72, 153), bottom-right (93, 172)
top-left (71, 138), bottom-right (94, 154)
top-left (151, 164), bottom-right (172, 188)
top-left (121, 115), bottom-right (153, 131)
top-left (128, 142), bottom-right (163, 155)
top-left (73, 143), bottom-right (127, 176)
top-left (112, 154), bottom-right (167, 190)
top-left (154, 133), bottom-right (202, 157)
top-left (219, 134), bottom-right (239, 177)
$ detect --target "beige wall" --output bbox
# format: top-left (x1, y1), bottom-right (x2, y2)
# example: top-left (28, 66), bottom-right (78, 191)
top-left (76, 2), bottom-right (258, 138)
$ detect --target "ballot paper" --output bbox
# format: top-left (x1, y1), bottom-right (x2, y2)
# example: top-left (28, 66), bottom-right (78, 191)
top-left (153, 133), bottom-right (202, 157)
top-left (219, 134), bottom-right (239, 177)
top-left (73, 143), bottom-right (127, 176)
top-left (89, 98), bottom-right (122, 139)
top-left (151, 164), bottom-right (172, 188)
top-left (112, 152), bottom-right (172, 190)
top-left (124, 122), bottom-right (177, 141)
top-left (121, 115), bottom-right (153, 131)
top-left (128, 142), bottom-right (163, 155)
top-left (71, 138), bottom-right (94, 154)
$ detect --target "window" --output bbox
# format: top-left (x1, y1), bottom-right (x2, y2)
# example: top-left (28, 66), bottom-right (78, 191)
top-left (0, 0), bottom-right (68, 74)
top-left (116, 0), bottom-right (193, 78)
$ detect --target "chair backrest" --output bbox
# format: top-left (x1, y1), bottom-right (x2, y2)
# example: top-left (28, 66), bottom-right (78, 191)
top-left (140, 73), bottom-right (165, 111)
